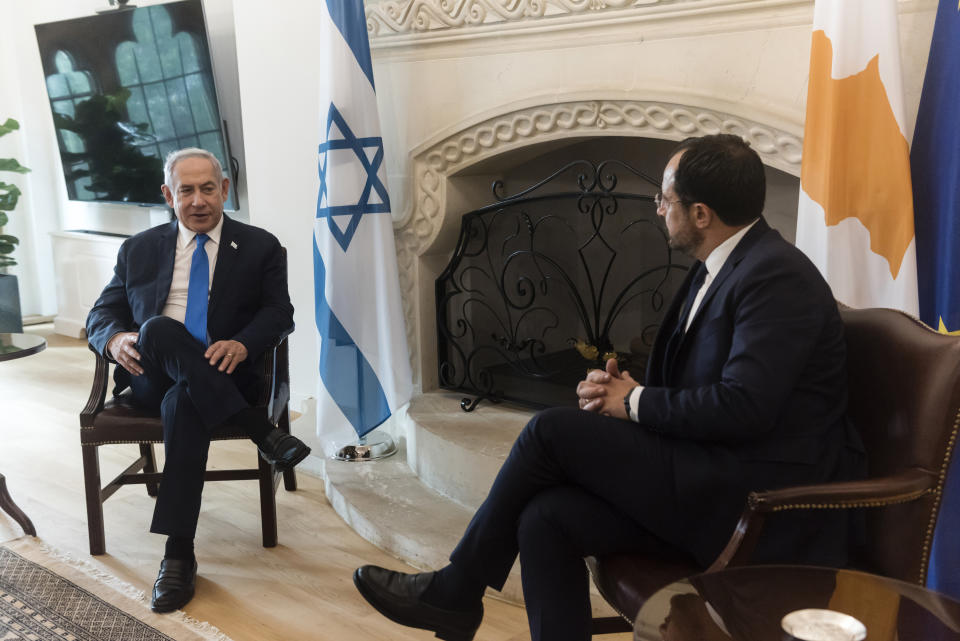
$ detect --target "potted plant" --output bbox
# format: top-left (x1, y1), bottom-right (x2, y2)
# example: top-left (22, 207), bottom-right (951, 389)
top-left (0, 117), bottom-right (30, 333)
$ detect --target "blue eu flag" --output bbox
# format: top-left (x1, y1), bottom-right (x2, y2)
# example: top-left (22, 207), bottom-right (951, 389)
top-left (910, 0), bottom-right (960, 600)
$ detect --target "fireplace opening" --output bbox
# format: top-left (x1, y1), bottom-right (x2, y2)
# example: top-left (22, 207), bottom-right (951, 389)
top-left (433, 136), bottom-right (800, 411)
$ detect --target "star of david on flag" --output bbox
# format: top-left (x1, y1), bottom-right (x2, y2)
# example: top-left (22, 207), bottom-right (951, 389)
top-left (313, 0), bottom-right (412, 456)
top-left (317, 103), bottom-right (390, 252)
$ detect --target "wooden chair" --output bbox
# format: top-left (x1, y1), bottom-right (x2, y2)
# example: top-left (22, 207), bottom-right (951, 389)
top-left (79, 337), bottom-right (298, 555)
top-left (587, 306), bottom-right (960, 634)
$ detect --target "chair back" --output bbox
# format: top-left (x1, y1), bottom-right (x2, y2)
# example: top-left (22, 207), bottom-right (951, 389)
top-left (841, 307), bottom-right (960, 584)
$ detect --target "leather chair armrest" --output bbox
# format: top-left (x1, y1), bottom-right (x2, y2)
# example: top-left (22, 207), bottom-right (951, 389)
top-left (707, 468), bottom-right (936, 572)
top-left (80, 346), bottom-right (110, 428)
top-left (747, 468), bottom-right (935, 512)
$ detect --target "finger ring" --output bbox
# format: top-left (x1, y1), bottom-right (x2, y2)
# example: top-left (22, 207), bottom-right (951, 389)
top-left (226, 353), bottom-right (234, 357)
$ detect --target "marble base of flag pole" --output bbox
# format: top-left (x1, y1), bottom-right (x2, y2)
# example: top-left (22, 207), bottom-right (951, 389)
top-left (333, 430), bottom-right (398, 461)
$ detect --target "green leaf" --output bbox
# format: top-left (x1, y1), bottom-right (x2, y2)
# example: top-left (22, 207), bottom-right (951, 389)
top-left (0, 212), bottom-right (7, 227)
top-left (0, 158), bottom-right (30, 174)
top-left (0, 235), bottom-right (18, 245)
top-left (0, 242), bottom-right (16, 255)
top-left (0, 256), bottom-right (15, 268)
top-left (0, 118), bottom-right (19, 138)
top-left (0, 182), bottom-right (20, 211)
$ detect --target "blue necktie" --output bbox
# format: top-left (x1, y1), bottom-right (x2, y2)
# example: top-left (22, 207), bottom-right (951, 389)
top-left (184, 233), bottom-right (210, 345)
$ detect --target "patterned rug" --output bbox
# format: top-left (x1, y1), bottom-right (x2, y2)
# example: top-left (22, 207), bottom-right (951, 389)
top-left (0, 539), bottom-right (231, 641)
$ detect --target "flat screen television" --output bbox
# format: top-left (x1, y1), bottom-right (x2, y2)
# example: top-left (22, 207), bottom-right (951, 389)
top-left (35, 0), bottom-right (238, 209)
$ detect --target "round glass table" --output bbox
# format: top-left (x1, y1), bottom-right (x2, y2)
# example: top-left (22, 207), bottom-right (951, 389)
top-left (635, 565), bottom-right (960, 641)
top-left (0, 332), bottom-right (45, 535)
top-left (0, 332), bottom-right (46, 362)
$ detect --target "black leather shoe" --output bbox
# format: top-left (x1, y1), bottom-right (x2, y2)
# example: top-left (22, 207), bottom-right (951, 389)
top-left (353, 565), bottom-right (483, 641)
top-left (151, 558), bottom-right (197, 613)
top-left (258, 430), bottom-right (311, 470)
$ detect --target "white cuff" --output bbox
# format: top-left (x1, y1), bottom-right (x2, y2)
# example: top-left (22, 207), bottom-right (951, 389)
top-left (627, 385), bottom-right (644, 422)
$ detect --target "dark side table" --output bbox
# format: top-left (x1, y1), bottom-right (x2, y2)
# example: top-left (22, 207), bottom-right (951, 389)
top-left (635, 565), bottom-right (960, 641)
top-left (0, 332), bottom-right (46, 536)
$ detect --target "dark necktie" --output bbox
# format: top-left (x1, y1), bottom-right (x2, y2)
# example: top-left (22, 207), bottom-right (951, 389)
top-left (184, 233), bottom-right (210, 345)
top-left (677, 263), bottom-right (708, 333)
top-left (662, 263), bottom-right (707, 383)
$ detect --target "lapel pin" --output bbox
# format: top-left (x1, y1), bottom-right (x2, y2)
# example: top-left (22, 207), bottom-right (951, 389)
top-left (230, 241), bottom-right (238, 249)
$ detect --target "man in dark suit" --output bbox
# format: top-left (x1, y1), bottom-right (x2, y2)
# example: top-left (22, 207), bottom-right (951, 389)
top-left (86, 148), bottom-right (311, 613)
top-left (352, 134), bottom-right (864, 641)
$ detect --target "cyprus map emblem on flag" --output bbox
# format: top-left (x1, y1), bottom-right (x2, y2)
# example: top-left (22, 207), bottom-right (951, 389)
top-left (796, 0), bottom-right (919, 315)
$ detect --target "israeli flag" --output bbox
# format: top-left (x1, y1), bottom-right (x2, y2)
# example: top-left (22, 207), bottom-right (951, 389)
top-left (314, 0), bottom-right (412, 456)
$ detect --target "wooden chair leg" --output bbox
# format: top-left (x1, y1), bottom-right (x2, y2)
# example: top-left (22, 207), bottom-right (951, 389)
top-left (257, 453), bottom-right (278, 548)
top-left (0, 474), bottom-right (36, 536)
top-left (140, 443), bottom-right (159, 497)
top-left (81, 444), bottom-right (106, 555)
top-left (282, 468), bottom-right (298, 492)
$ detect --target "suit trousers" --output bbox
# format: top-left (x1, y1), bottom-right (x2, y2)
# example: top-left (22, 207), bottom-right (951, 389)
top-left (449, 407), bottom-right (693, 641)
top-left (129, 316), bottom-right (252, 538)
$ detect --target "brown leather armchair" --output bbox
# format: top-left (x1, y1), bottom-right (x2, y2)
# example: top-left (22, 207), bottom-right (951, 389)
top-left (587, 306), bottom-right (960, 634)
top-left (79, 337), bottom-right (299, 556)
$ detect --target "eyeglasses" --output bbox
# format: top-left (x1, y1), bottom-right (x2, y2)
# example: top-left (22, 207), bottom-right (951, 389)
top-left (654, 192), bottom-right (684, 211)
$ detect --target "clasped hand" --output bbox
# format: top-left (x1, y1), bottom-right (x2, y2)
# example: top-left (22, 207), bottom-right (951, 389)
top-left (107, 332), bottom-right (248, 375)
top-left (575, 358), bottom-right (638, 419)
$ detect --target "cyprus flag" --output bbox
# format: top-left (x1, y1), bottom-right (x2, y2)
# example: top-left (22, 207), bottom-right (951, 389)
top-left (796, 0), bottom-right (919, 314)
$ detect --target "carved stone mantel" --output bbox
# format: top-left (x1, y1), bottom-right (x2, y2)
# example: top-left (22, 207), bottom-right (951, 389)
top-left (366, 0), bottom-right (815, 45)
top-left (367, 0), bottom-right (929, 45)
top-left (393, 98), bottom-right (802, 387)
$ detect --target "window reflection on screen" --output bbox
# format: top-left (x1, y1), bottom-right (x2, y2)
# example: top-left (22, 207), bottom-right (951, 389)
top-left (36, 0), bottom-right (235, 209)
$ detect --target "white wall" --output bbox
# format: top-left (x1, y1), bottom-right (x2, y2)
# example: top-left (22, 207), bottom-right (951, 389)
top-left (1, 1), bottom-right (62, 318)
top-left (3, 0), bottom-right (244, 317)
top-left (231, 2), bottom-right (324, 436)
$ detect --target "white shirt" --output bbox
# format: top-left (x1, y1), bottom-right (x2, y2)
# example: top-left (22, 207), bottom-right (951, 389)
top-left (626, 218), bottom-right (759, 421)
top-left (161, 215), bottom-right (223, 324)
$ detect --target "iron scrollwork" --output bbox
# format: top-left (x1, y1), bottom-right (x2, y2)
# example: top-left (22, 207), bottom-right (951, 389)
top-left (436, 159), bottom-right (691, 411)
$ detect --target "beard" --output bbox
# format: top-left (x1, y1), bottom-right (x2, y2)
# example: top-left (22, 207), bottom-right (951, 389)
top-left (667, 216), bottom-right (704, 257)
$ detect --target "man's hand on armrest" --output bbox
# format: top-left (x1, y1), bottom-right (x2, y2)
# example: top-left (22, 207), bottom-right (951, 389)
top-left (107, 331), bottom-right (143, 376)
top-left (205, 340), bottom-right (248, 374)
top-left (575, 357), bottom-right (639, 419)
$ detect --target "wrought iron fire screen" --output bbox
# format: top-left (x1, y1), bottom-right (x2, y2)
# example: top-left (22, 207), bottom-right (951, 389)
top-left (436, 159), bottom-right (692, 411)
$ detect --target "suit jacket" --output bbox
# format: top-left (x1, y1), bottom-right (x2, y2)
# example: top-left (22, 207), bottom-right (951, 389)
top-left (637, 218), bottom-right (864, 565)
top-left (86, 214), bottom-right (294, 394)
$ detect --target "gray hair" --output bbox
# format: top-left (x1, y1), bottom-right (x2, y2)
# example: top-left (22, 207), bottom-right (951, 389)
top-left (163, 148), bottom-right (224, 187)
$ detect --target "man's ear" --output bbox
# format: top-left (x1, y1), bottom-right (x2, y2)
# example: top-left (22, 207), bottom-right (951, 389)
top-left (690, 203), bottom-right (714, 229)
top-left (161, 184), bottom-right (174, 208)
top-left (220, 178), bottom-right (230, 201)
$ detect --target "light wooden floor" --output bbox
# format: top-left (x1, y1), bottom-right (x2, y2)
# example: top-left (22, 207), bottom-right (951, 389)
top-left (0, 325), bottom-right (547, 641)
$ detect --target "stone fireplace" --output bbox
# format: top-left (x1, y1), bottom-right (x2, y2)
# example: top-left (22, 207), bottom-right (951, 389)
top-left (395, 103), bottom-right (804, 398)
